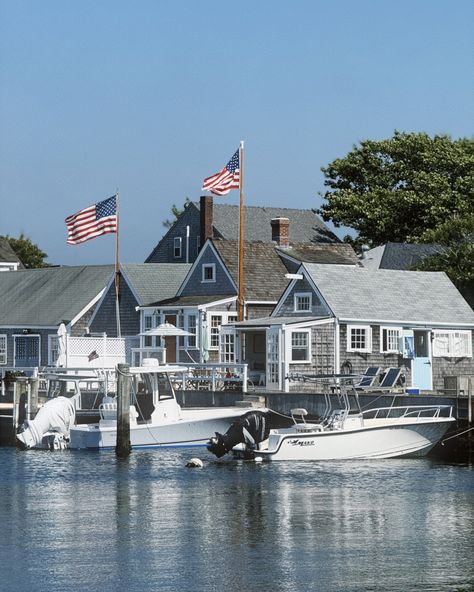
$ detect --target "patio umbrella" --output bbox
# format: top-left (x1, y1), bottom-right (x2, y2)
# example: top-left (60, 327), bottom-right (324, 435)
top-left (56, 323), bottom-right (67, 367)
top-left (139, 322), bottom-right (192, 337)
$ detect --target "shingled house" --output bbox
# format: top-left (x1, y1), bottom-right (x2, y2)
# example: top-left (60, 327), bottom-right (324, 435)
top-left (138, 230), bottom-right (358, 366)
top-left (229, 263), bottom-right (474, 393)
top-left (145, 196), bottom-right (341, 264)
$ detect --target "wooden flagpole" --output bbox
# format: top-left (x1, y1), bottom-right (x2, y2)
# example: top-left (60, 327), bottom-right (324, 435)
top-left (237, 141), bottom-right (245, 321)
top-left (115, 190), bottom-right (121, 338)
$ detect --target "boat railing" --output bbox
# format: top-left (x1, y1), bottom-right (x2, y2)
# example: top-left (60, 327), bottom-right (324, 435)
top-left (361, 404), bottom-right (453, 421)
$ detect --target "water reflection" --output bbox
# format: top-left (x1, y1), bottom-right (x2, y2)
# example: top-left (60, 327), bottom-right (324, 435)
top-left (0, 450), bottom-right (472, 592)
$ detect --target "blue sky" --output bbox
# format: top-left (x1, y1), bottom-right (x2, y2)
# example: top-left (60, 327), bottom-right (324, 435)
top-left (0, 0), bottom-right (472, 265)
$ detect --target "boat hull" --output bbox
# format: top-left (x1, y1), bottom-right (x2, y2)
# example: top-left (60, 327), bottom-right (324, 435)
top-left (69, 407), bottom-right (256, 450)
top-left (252, 419), bottom-right (455, 461)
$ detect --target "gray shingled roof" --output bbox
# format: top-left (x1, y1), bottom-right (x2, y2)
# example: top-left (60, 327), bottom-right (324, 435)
top-left (122, 263), bottom-right (191, 306)
top-left (303, 263), bottom-right (474, 325)
top-left (198, 202), bottom-right (340, 243)
top-left (361, 243), bottom-right (443, 270)
top-left (277, 243), bottom-right (359, 265)
top-left (213, 239), bottom-right (290, 301)
top-left (0, 236), bottom-right (23, 266)
top-left (0, 265), bottom-right (114, 326)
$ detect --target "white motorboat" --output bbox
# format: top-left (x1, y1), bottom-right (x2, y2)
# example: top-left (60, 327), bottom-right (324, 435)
top-left (17, 361), bottom-right (261, 451)
top-left (207, 374), bottom-right (456, 461)
top-left (237, 405), bottom-right (455, 461)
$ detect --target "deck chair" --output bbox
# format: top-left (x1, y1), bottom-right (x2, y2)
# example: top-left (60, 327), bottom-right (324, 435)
top-left (355, 367), bottom-right (382, 389)
top-left (379, 367), bottom-right (403, 389)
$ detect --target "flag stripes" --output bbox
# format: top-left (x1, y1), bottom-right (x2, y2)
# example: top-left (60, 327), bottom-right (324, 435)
top-left (65, 195), bottom-right (117, 245)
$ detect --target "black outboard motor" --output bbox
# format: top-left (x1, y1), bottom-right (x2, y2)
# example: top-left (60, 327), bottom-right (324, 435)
top-left (207, 410), bottom-right (293, 459)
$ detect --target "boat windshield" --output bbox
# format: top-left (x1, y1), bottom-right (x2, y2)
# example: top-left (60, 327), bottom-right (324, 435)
top-left (133, 372), bottom-right (174, 402)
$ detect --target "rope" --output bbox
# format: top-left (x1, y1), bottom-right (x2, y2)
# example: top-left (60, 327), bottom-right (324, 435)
top-left (441, 425), bottom-right (474, 445)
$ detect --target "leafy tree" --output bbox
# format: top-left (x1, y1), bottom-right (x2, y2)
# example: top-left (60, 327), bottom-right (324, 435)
top-left (7, 234), bottom-right (49, 268)
top-left (413, 215), bottom-right (474, 306)
top-left (163, 198), bottom-right (191, 228)
top-left (318, 131), bottom-right (474, 247)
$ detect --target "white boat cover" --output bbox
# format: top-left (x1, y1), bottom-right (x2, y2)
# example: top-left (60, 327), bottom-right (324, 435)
top-left (17, 396), bottom-right (76, 449)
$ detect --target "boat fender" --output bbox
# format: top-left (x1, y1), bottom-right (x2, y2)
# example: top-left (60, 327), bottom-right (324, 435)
top-left (186, 458), bottom-right (203, 468)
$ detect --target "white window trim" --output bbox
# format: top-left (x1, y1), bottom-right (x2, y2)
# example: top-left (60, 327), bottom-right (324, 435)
top-left (0, 334), bottom-right (7, 364)
top-left (202, 263), bottom-right (216, 283)
top-left (47, 334), bottom-right (60, 366)
top-left (294, 292), bottom-right (312, 313)
top-left (347, 325), bottom-right (372, 353)
top-left (208, 312), bottom-right (238, 350)
top-left (380, 326), bottom-right (403, 354)
top-left (173, 237), bottom-right (182, 258)
top-left (290, 329), bottom-right (311, 363)
top-left (432, 330), bottom-right (472, 358)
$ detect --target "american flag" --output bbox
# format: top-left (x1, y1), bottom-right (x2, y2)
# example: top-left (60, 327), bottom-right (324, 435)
top-left (88, 350), bottom-right (99, 362)
top-left (65, 195), bottom-right (118, 245)
top-left (202, 149), bottom-right (240, 196)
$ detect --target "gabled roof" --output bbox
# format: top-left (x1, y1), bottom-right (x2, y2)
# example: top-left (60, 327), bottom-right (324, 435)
top-left (361, 242), bottom-right (443, 270)
top-left (206, 203), bottom-right (339, 243)
top-left (277, 243), bottom-right (359, 266)
top-left (0, 237), bottom-right (23, 266)
top-left (121, 263), bottom-right (191, 306)
top-left (212, 239), bottom-right (290, 301)
top-left (0, 265), bottom-right (114, 326)
top-left (302, 263), bottom-right (474, 326)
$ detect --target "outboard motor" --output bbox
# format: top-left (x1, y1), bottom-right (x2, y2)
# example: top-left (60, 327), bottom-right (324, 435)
top-left (17, 396), bottom-right (76, 450)
top-left (207, 410), bottom-right (293, 459)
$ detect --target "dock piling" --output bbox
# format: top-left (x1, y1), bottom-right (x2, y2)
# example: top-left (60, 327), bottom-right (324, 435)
top-left (116, 363), bottom-right (131, 457)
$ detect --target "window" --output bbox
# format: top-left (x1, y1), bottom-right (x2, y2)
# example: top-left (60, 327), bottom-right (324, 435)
top-left (432, 330), bottom-right (472, 358)
top-left (220, 333), bottom-right (236, 363)
top-left (347, 325), bottom-right (372, 353)
top-left (187, 314), bottom-right (197, 348)
top-left (173, 237), bottom-right (182, 258)
top-left (291, 331), bottom-right (310, 362)
top-left (143, 312), bottom-right (161, 347)
top-left (210, 315), bottom-right (221, 348)
top-left (0, 335), bottom-right (6, 365)
top-left (48, 335), bottom-right (59, 366)
top-left (209, 313), bottom-right (237, 349)
top-left (294, 292), bottom-right (312, 312)
top-left (380, 327), bottom-right (402, 353)
top-left (202, 264), bottom-right (215, 283)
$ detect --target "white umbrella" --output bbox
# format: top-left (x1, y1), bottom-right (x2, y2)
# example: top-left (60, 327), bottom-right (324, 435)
top-left (139, 322), bottom-right (192, 337)
top-left (56, 323), bottom-right (67, 367)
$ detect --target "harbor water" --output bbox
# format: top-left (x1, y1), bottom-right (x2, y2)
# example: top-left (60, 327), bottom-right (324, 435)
top-left (0, 448), bottom-right (472, 592)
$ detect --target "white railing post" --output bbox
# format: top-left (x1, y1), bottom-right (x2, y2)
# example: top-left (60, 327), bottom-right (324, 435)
top-left (242, 364), bottom-right (248, 394)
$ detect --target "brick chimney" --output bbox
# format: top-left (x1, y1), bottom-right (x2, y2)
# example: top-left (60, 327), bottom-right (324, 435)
top-left (200, 195), bottom-right (213, 248)
top-left (271, 217), bottom-right (290, 248)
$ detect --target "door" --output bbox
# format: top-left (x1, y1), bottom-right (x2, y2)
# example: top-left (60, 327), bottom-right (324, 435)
top-left (412, 330), bottom-right (432, 390)
top-left (164, 314), bottom-right (177, 363)
top-left (266, 327), bottom-right (281, 391)
top-left (14, 335), bottom-right (40, 367)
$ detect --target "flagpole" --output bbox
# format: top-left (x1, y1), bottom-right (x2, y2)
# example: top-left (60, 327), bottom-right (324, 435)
top-left (115, 189), bottom-right (122, 338)
top-left (237, 141), bottom-right (245, 321)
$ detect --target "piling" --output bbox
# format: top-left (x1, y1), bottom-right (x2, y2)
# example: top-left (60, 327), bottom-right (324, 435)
top-left (28, 375), bottom-right (39, 421)
top-left (116, 363), bottom-right (131, 458)
top-left (12, 378), bottom-right (27, 445)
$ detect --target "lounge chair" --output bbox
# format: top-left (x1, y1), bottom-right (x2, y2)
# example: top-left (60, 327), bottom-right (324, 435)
top-left (378, 367), bottom-right (404, 389)
top-left (354, 367), bottom-right (382, 389)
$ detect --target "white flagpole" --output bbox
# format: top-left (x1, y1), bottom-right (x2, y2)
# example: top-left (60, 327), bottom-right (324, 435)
top-left (237, 141), bottom-right (245, 321)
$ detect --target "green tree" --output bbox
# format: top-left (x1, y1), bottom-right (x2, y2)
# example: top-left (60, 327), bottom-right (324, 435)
top-left (163, 198), bottom-right (191, 228)
top-left (413, 215), bottom-right (474, 306)
top-left (7, 234), bottom-right (49, 268)
top-left (318, 131), bottom-right (474, 247)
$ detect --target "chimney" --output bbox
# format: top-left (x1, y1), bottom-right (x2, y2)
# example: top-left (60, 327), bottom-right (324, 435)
top-left (271, 217), bottom-right (290, 248)
top-left (200, 195), bottom-right (213, 248)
